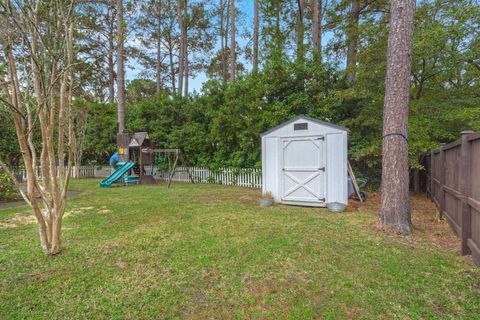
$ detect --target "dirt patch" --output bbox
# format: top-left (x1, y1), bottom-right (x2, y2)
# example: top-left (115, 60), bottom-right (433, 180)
top-left (410, 193), bottom-right (461, 252)
top-left (0, 213), bottom-right (37, 228)
top-left (64, 206), bottom-right (95, 217)
top-left (350, 192), bottom-right (462, 254)
top-left (0, 190), bottom-right (81, 209)
top-left (1, 205), bottom-right (97, 228)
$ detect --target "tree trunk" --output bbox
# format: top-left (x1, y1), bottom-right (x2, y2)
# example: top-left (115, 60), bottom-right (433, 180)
top-left (184, 52), bottom-right (189, 96)
top-left (346, 0), bottom-right (361, 84)
top-left (275, 2), bottom-right (281, 51)
top-left (73, 106), bottom-right (87, 179)
top-left (312, 0), bottom-right (321, 56)
top-left (168, 38), bottom-right (176, 94)
top-left (229, 0), bottom-right (236, 83)
top-left (116, 0), bottom-right (126, 132)
top-left (177, 0), bottom-right (184, 96)
top-left (108, 6), bottom-right (115, 104)
top-left (156, 0), bottom-right (162, 93)
top-left (296, 0), bottom-right (305, 64)
top-left (223, 0), bottom-right (230, 81)
top-left (183, 0), bottom-right (188, 96)
top-left (253, 0), bottom-right (259, 72)
top-left (220, 0), bottom-right (225, 79)
top-left (74, 150), bottom-right (82, 178)
top-left (108, 32), bottom-right (115, 104)
top-left (380, 0), bottom-right (416, 234)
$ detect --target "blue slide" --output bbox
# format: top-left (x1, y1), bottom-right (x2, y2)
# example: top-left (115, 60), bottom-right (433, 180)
top-left (109, 152), bottom-right (119, 166)
top-left (100, 161), bottom-right (136, 188)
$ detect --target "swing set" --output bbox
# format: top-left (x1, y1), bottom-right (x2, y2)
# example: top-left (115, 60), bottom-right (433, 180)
top-left (142, 148), bottom-right (194, 188)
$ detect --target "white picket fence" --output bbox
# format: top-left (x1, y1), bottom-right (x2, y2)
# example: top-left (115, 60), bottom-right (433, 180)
top-left (72, 166), bottom-right (96, 178)
top-left (15, 165), bottom-right (262, 188)
top-left (15, 165), bottom-right (97, 181)
top-left (145, 166), bottom-right (262, 188)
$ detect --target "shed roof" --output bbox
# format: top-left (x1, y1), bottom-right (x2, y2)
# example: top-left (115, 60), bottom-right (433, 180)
top-left (261, 115), bottom-right (349, 137)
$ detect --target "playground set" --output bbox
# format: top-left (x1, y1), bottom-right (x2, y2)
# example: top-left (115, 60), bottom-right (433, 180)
top-left (100, 132), bottom-right (194, 188)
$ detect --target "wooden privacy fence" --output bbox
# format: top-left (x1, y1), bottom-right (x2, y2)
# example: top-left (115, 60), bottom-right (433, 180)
top-left (145, 166), bottom-right (262, 188)
top-left (425, 131), bottom-right (480, 266)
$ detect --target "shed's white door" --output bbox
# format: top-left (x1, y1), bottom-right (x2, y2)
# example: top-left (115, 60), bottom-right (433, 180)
top-left (281, 136), bottom-right (325, 203)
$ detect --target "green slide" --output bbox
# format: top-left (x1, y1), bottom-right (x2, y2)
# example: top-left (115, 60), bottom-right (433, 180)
top-left (100, 161), bottom-right (136, 188)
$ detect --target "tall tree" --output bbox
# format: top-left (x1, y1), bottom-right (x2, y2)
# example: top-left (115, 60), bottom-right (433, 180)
top-left (177, 0), bottom-right (185, 96)
top-left (77, 3), bottom-right (117, 103)
top-left (134, 0), bottom-right (178, 94)
top-left (261, 0), bottom-right (288, 58)
top-left (134, 0), bottom-right (211, 94)
top-left (311, 0), bottom-right (322, 57)
top-left (156, 0), bottom-right (162, 93)
top-left (116, 0), bottom-right (126, 132)
top-left (346, 0), bottom-right (361, 84)
top-left (183, 0), bottom-right (188, 96)
top-left (253, 0), bottom-right (259, 71)
top-left (223, 0), bottom-right (230, 81)
top-left (296, 0), bottom-right (305, 63)
top-left (104, 5), bottom-right (117, 103)
top-left (229, 0), bottom-right (236, 82)
top-left (380, 0), bottom-right (416, 234)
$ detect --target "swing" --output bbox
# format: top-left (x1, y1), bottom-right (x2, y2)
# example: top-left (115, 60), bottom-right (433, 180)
top-left (145, 148), bottom-right (194, 188)
top-left (156, 152), bottom-right (173, 179)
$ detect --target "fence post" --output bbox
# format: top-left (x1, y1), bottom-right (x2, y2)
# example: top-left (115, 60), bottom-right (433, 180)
top-left (460, 131), bottom-right (473, 255)
top-left (438, 144), bottom-right (446, 219)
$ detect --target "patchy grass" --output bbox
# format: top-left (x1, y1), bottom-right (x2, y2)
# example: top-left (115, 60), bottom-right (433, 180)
top-left (0, 180), bottom-right (479, 319)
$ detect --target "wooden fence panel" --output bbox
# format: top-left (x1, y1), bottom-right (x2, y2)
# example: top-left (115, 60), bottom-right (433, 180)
top-left (444, 145), bottom-right (461, 191)
top-left (443, 144), bottom-right (462, 235)
top-left (469, 138), bottom-right (480, 265)
top-left (426, 131), bottom-right (480, 267)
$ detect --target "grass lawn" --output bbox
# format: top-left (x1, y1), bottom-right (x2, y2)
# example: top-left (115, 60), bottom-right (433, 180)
top-left (1, 180), bottom-right (479, 319)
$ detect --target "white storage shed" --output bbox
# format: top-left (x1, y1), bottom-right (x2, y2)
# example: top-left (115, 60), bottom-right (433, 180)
top-left (261, 115), bottom-right (349, 207)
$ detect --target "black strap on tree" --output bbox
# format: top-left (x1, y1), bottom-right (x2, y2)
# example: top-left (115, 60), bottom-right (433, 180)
top-left (383, 132), bottom-right (408, 142)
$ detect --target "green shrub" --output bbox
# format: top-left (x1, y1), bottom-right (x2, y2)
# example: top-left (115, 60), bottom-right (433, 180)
top-left (0, 171), bottom-right (16, 199)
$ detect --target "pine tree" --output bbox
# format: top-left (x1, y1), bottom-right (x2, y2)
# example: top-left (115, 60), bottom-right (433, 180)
top-left (380, 0), bottom-right (416, 234)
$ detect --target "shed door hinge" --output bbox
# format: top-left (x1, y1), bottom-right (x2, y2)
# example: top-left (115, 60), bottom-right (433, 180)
top-left (319, 167), bottom-right (325, 172)
top-left (319, 197), bottom-right (325, 202)
top-left (317, 136), bottom-right (325, 141)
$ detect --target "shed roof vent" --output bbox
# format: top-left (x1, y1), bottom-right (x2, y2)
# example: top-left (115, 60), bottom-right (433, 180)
top-left (294, 122), bottom-right (308, 130)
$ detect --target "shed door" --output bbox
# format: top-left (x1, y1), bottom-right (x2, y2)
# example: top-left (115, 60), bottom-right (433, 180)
top-left (281, 136), bottom-right (325, 203)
